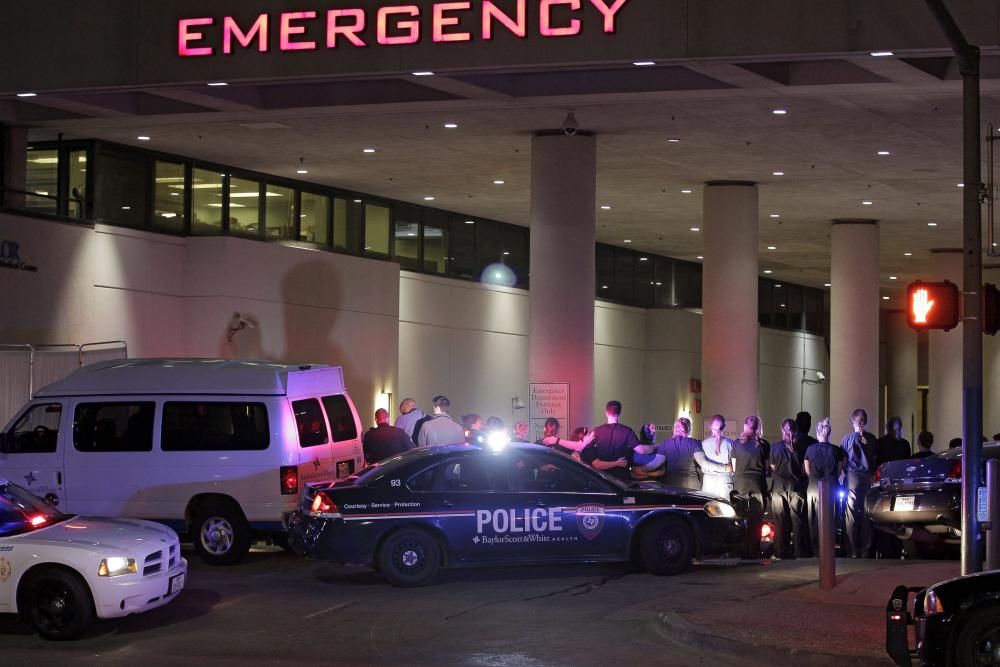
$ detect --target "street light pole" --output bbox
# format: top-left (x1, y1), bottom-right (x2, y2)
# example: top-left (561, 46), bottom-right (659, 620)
top-left (924, 0), bottom-right (984, 575)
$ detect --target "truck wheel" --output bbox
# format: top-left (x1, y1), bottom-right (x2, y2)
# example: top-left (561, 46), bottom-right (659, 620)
top-left (952, 606), bottom-right (1000, 666)
top-left (377, 529), bottom-right (441, 587)
top-left (640, 515), bottom-right (694, 576)
top-left (24, 569), bottom-right (94, 640)
top-left (193, 501), bottom-right (251, 565)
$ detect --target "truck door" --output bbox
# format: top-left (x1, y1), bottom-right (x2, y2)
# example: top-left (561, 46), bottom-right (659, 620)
top-left (321, 395), bottom-right (362, 478)
top-left (0, 403), bottom-right (66, 508)
top-left (292, 398), bottom-right (335, 485)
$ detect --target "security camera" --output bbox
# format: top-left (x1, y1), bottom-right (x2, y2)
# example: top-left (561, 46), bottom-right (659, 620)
top-left (227, 312), bottom-right (258, 341)
top-left (816, 371), bottom-right (826, 382)
top-left (562, 112), bottom-right (579, 136)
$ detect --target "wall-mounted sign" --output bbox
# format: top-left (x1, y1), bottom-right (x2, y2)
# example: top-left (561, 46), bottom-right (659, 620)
top-left (0, 240), bottom-right (37, 274)
top-left (528, 382), bottom-right (569, 442)
top-left (178, 0), bottom-right (632, 57)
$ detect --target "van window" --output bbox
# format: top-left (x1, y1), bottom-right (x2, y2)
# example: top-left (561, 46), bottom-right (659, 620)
top-left (7, 403), bottom-right (61, 454)
top-left (322, 395), bottom-right (358, 442)
top-left (293, 399), bottom-right (328, 448)
top-left (161, 403), bottom-right (269, 451)
top-left (74, 403), bottom-right (155, 452)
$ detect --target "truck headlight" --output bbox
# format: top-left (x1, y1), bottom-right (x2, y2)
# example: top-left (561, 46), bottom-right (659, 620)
top-left (923, 589), bottom-right (945, 616)
top-left (98, 557), bottom-right (137, 577)
top-left (704, 500), bottom-right (737, 518)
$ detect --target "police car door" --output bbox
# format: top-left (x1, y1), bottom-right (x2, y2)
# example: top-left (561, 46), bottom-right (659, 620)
top-left (0, 403), bottom-right (66, 509)
top-left (506, 451), bottom-right (629, 560)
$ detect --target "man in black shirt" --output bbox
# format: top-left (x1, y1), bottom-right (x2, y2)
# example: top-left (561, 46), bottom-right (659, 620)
top-left (913, 431), bottom-right (935, 459)
top-left (637, 417), bottom-right (730, 491)
top-left (793, 411), bottom-right (818, 465)
top-left (876, 416), bottom-right (912, 463)
top-left (362, 409), bottom-right (415, 465)
top-left (770, 419), bottom-right (808, 559)
top-left (581, 400), bottom-right (640, 482)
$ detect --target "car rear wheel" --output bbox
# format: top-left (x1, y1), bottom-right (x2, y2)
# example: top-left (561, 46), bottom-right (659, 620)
top-left (639, 515), bottom-right (695, 576)
top-left (953, 606), bottom-right (1000, 666)
top-left (192, 501), bottom-right (251, 566)
top-left (24, 569), bottom-right (94, 640)
top-left (377, 529), bottom-right (441, 587)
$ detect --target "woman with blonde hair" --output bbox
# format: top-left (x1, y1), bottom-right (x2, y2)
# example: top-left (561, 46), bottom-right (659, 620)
top-left (701, 415), bottom-right (734, 498)
top-left (733, 415), bottom-right (768, 554)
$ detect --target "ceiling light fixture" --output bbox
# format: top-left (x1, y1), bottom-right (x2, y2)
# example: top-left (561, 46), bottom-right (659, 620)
top-left (667, 138), bottom-right (680, 143)
top-left (772, 171), bottom-right (784, 176)
top-left (825, 283), bottom-right (832, 287)
top-left (633, 60), bottom-right (656, 66)
top-left (444, 123), bottom-right (458, 129)
top-left (363, 148), bottom-right (377, 153)
top-left (465, 220), bottom-right (475, 225)
top-left (623, 239), bottom-right (632, 243)
top-left (681, 189), bottom-right (693, 194)
top-left (690, 227), bottom-right (701, 232)
top-left (412, 71), bottom-right (435, 76)
top-left (904, 252), bottom-right (913, 256)
top-left (137, 136), bottom-right (151, 141)
top-left (878, 150), bottom-right (891, 156)
top-left (494, 180), bottom-right (506, 185)
top-left (16, 92), bottom-right (37, 98)
top-left (770, 214), bottom-right (780, 219)
top-left (207, 82), bottom-right (228, 87)
top-left (424, 196), bottom-right (435, 201)
top-left (767, 246), bottom-right (777, 250)
top-left (353, 199), bottom-right (362, 203)
top-left (862, 200), bottom-right (873, 205)
top-left (772, 109), bottom-right (787, 115)
top-left (296, 157), bottom-right (308, 174)
top-left (697, 256), bottom-right (704, 260)
top-left (601, 205), bottom-right (612, 210)
top-left (928, 222), bottom-right (938, 227)
top-left (882, 296), bottom-right (891, 300)
top-left (763, 270), bottom-right (773, 274)
top-left (958, 183), bottom-right (965, 188)
top-left (871, 50), bottom-right (895, 57)
top-left (890, 276), bottom-right (898, 280)
top-left (639, 257), bottom-right (649, 262)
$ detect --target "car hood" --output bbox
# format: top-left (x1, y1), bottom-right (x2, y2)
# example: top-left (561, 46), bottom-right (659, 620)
top-left (15, 516), bottom-right (177, 553)
top-left (631, 484), bottom-right (719, 505)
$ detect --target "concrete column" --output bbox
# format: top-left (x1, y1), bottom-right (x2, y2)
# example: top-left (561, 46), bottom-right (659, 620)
top-left (884, 310), bottom-right (918, 440)
top-left (1, 125), bottom-right (28, 209)
top-left (928, 249), bottom-right (963, 447)
top-left (830, 220), bottom-right (880, 438)
top-left (984, 267), bottom-right (1000, 440)
top-left (702, 181), bottom-right (759, 425)
top-left (529, 132), bottom-right (596, 429)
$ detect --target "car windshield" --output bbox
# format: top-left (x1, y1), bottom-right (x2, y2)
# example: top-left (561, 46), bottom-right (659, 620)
top-left (0, 481), bottom-right (69, 538)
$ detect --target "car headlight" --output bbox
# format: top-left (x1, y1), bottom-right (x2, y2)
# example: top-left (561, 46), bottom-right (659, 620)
top-left (98, 557), bottom-right (137, 577)
top-left (923, 589), bottom-right (945, 616)
top-left (704, 500), bottom-right (737, 518)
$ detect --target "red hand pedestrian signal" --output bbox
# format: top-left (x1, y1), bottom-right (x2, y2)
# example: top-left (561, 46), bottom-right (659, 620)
top-left (906, 281), bottom-right (960, 331)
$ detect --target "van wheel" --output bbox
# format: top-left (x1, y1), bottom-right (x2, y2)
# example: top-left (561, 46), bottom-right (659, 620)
top-left (193, 502), bottom-right (251, 565)
top-left (23, 569), bottom-right (94, 640)
top-left (640, 516), bottom-right (695, 576)
top-left (377, 529), bottom-right (441, 587)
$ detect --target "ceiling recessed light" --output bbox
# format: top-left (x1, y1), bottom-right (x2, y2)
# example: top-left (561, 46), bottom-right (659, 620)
top-left (697, 256), bottom-right (704, 260)
top-left (137, 136), bottom-right (151, 141)
top-left (465, 220), bottom-right (475, 225)
top-left (825, 283), bottom-right (832, 287)
top-left (493, 180), bottom-right (506, 185)
top-left (772, 109), bottom-right (787, 115)
top-left (408, 233), bottom-right (417, 237)
top-left (16, 92), bottom-right (37, 98)
top-left (862, 200), bottom-right (873, 205)
top-left (602, 285), bottom-right (609, 289)
top-left (297, 169), bottom-right (309, 174)
top-left (639, 257), bottom-right (649, 262)
top-left (412, 71), bottom-right (435, 76)
top-left (503, 251), bottom-right (511, 256)
top-left (767, 245), bottom-right (777, 250)
top-left (780, 304), bottom-right (787, 308)
top-left (890, 276), bottom-right (898, 280)
top-left (775, 284), bottom-right (782, 288)
top-left (690, 227), bottom-right (701, 232)
top-left (121, 206), bottom-right (131, 211)
top-left (363, 148), bottom-right (377, 153)
top-left (878, 150), bottom-right (891, 156)
top-left (424, 196), bottom-right (435, 201)
top-left (207, 82), bottom-right (228, 87)
top-left (681, 189), bottom-right (693, 194)
top-left (633, 60), bottom-right (656, 66)
top-left (928, 222), bottom-right (938, 227)
top-left (871, 50), bottom-right (895, 57)
top-left (444, 123), bottom-right (458, 129)
top-left (958, 183), bottom-right (965, 188)
top-left (904, 252), bottom-right (913, 256)
top-left (770, 214), bottom-right (781, 219)
top-left (623, 239), bottom-right (632, 244)
top-left (763, 270), bottom-right (773, 274)
top-left (353, 199), bottom-right (362, 203)
top-left (772, 171), bottom-right (784, 176)
top-left (882, 296), bottom-right (891, 301)
top-left (601, 205), bottom-right (612, 210)
top-left (667, 138), bottom-right (680, 143)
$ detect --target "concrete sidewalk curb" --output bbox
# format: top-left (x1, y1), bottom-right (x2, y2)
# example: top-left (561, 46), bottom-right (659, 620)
top-left (658, 610), bottom-right (891, 667)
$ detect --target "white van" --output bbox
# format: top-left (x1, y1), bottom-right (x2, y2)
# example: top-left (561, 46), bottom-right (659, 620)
top-left (0, 359), bottom-right (364, 565)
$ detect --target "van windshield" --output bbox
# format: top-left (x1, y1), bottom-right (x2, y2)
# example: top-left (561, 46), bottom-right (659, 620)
top-left (0, 481), bottom-right (68, 538)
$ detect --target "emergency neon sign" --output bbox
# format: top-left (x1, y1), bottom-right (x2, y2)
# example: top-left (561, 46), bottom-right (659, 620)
top-left (178, 0), bottom-right (631, 57)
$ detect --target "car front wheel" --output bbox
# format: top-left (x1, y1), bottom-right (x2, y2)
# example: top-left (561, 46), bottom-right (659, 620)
top-left (23, 568), bottom-right (94, 640)
top-left (377, 529), bottom-right (441, 587)
top-left (640, 515), bottom-right (695, 576)
top-left (953, 605), bottom-right (1000, 666)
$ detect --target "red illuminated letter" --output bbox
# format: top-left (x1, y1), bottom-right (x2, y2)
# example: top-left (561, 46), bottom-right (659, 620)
top-left (377, 5), bottom-right (421, 45)
top-left (434, 2), bottom-right (472, 42)
top-left (588, 0), bottom-right (629, 33)
top-left (223, 15), bottom-right (269, 54)
top-left (482, 0), bottom-right (526, 39)
top-left (327, 9), bottom-right (367, 48)
top-left (540, 0), bottom-right (581, 37)
top-left (280, 11), bottom-right (317, 51)
top-left (178, 18), bottom-right (215, 57)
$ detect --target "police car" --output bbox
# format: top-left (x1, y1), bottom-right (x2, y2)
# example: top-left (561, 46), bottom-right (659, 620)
top-left (887, 571), bottom-right (1000, 667)
top-left (289, 443), bottom-right (745, 586)
top-left (0, 479), bottom-right (187, 639)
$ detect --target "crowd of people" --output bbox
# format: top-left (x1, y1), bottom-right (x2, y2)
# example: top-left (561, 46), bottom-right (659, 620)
top-left (362, 394), bottom-right (941, 560)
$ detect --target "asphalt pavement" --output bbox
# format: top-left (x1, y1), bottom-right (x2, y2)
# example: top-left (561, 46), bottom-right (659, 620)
top-left (0, 548), bottom-right (958, 667)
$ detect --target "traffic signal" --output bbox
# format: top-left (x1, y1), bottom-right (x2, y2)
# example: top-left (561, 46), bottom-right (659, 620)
top-left (906, 280), bottom-right (960, 331)
top-left (984, 283), bottom-right (1000, 336)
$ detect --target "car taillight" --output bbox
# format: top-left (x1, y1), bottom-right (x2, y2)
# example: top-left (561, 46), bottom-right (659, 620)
top-left (309, 491), bottom-right (341, 518)
top-left (873, 467), bottom-right (881, 483)
top-left (280, 466), bottom-right (299, 496)
top-left (29, 515), bottom-right (47, 527)
top-left (948, 460), bottom-right (962, 480)
top-left (760, 522), bottom-right (775, 540)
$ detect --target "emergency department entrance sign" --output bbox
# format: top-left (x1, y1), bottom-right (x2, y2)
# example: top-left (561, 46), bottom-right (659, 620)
top-left (529, 383), bottom-right (569, 442)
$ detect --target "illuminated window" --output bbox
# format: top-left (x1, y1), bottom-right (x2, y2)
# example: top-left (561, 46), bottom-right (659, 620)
top-left (95, 145), bottom-right (147, 228)
top-left (24, 148), bottom-right (59, 215)
top-left (393, 204), bottom-right (420, 270)
top-left (449, 216), bottom-right (476, 279)
top-left (265, 184), bottom-right (294, 240)
top-left (423, 211), bottom-right (448, 275)
top-left (152, 161), bottom-right (185, 233)
top-left (365, 203), bottom-right (391, 257)
top-left (190, 168), bottom-right (224, 235)
top-left (67, 150), bottom-right (88, 219)
top-left (300, 192), bottom-right (329, 244)
top-left (229, 176), bottom-right (261, 238)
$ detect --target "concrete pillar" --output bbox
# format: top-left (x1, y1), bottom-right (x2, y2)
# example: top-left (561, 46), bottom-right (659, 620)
top-left (830, 220), bottom-right (880, 439)
top-left (884, 310), bottom-right (918, 440)
top-left (529, 132), bottom-right (596, 429)
top-left (1, 125), bottom-right (28, 209)
top-left (984, 267), bottom-right (1000, 440)
top-left (928, 249), bottom-right (963, 447)
top-left (702, 181), bottom-right (759, 426)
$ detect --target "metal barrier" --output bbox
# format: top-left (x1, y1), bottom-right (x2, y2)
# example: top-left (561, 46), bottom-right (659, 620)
top-left (0, 341), bottom-right (127, 426)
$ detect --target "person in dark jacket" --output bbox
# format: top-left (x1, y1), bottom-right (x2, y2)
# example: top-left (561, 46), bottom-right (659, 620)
top-left (876, 416), bottom-right (912, 463)
top-left (770, 419), bottom-right (808, 559)
top-left (793, 411), bottom-right (818, 465)
top-left (634, 417), bottom-right (731, 491)
top-left (362, 409), bottom-right (415, 465)
top-left (733, 415), bottom-right (768, 557)
top-left (580, 400), bottom-right (640, 481)
top-left (912, 431), bottom-right (935, 459)
top-left (805, 417), bottom-right (846, 556)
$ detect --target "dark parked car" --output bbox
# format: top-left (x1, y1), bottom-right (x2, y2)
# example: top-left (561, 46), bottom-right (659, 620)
top-left (887, 570), bottom-right (1000, 666)
top-left (288, 443), bottom-right (747, 586)
top-left (866, 445), bottom-right (1000, 556)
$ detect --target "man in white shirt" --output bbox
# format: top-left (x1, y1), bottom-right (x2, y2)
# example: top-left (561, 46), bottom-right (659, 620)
top-left (417, 395), bottom-right (465, 447)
